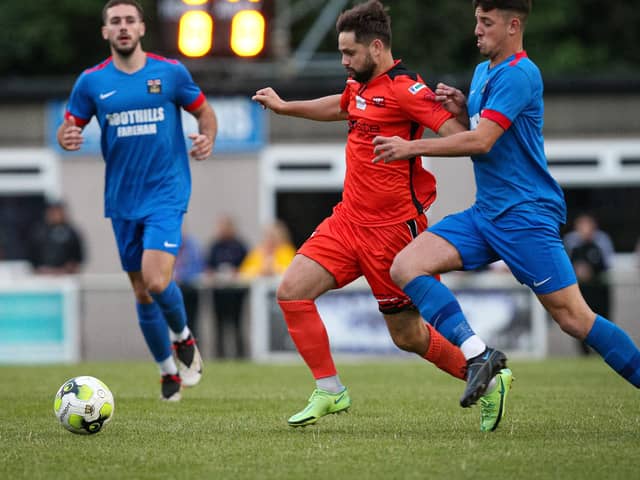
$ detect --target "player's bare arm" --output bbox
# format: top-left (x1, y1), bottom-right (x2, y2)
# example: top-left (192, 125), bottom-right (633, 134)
top-left (372, 118), bottom-right (505, 163)
top-left (56, 115), bottom-right (84, 151)
top-left (252, 88), bottom-right (347, 122)
top-left (437, 117), bottom-right (468, 137)
top-left (188, 101), bottom-right (217, 161)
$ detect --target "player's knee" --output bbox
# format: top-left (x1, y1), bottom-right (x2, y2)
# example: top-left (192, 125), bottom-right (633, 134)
top-left (390, 252), bottom-right (412, 288)
top-left (276, 278), bottom-right (300, 302)
top-left (144, 276), bottom-right (170, 295)
top-left (389, 328), bottom-right (422, 354)
top-left (132, 287), bottom-right (152, 304)
top-left (389, 331), bottom-right (411, 351)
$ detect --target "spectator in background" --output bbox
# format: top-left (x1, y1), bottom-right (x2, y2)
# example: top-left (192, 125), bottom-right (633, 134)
top-left (207, 215), bottom-right (248, 358)
top-left (174, 226), bottom-right (205, 339)
top-left (564, 213), bottom-right (615, 355)
top-left (207, 215), bottom-right (248, 279)
top-left (239, 220), bottom-right (296, 279)
top-left (28, 200), bottom-right (85, 275)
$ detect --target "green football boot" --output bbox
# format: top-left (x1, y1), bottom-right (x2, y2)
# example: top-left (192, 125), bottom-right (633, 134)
top-left (480, 368), bottom-right (513, 432)
top-left (288, 388), bottom-right (351, 427)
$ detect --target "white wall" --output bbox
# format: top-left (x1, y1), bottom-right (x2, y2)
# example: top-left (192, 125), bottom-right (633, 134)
top-left (60, 154), bottom-right (261, 274)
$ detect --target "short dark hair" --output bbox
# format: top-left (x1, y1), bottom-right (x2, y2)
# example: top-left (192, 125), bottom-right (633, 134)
top-left (336, 0), bottom-right (391, 48)
top-left (473, 0), bottom-right (531, 22)
top-left (102, 0), bottom-right (144, 25)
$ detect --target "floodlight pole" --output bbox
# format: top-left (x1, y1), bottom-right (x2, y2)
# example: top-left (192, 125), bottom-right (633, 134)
top-left (291, 0), bottom-right (349, 72)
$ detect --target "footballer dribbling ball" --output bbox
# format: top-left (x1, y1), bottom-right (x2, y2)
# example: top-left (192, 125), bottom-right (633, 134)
top-left (53, 376), bottom-right (115, 434)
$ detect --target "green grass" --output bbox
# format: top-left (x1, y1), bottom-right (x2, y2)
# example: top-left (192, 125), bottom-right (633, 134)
top-left (1, 358), bottom-right (638, 479)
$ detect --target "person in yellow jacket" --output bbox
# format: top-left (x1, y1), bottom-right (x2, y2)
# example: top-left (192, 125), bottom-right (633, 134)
top-left (239, 220), bottom-right (296, 278)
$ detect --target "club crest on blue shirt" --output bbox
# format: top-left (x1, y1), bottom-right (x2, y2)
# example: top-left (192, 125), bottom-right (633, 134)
top-left (147, 79), bottom-right (162, 94)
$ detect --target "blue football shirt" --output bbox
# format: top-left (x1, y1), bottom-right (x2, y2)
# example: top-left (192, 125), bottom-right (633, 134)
top-left (66, 53), bottom-right (205, 219)
top-left (467, 51), bottom-right (566, 223)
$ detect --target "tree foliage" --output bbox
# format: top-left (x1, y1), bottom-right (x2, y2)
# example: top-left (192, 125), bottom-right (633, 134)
top-left (0, 0), bottom-right (158, 76)
top-left (524, 0), bottom-right (640, 76)
top-left (0, 0), bottom-right (639, 79)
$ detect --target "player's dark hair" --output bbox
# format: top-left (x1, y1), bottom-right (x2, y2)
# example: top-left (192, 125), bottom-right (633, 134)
top-left (102, 0), bottom-right (144, 24)
top-left (473, 0), bottom-right (531, 22)
top-left (336, 0), bottom-right (392, 48)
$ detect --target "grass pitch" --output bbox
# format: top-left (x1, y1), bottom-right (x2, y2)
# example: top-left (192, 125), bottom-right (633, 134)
top-left (1, 358), bottom-right (638, 480)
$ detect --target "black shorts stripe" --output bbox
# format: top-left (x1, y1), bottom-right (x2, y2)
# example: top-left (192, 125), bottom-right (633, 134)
top-left (406, 218), bottom-right (419, 239)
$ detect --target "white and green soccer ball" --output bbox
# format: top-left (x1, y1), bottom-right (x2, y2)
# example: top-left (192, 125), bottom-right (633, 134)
top-left (53, 376), bottom-right (115, 434)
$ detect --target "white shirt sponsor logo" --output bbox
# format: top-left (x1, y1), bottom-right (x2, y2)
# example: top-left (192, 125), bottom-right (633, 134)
top-left (408, 82), bottom-right (427, 95)
top-left (99, 90), bottom-right (117, 100)
top-left (372, 96), bottom-right (385, 107)
top-left (163, 241), bottom-right (178, 248)
top-left (106, 108), bottom-right (165, 126)
top-left (106, 107), bottom-right (165, 138)
top-left (533, 276), bottom-right (552, 288)
top-left (470, 113), bottom-right (480, 130)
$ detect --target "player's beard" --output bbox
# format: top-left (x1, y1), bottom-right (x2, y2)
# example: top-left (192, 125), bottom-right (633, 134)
top-left (349, 54), bottom-right (376, 83)
top-left (112, 38), bottom-right (139, 58)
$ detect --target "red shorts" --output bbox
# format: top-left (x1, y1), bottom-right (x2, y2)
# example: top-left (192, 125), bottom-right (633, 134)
top-left (298, 206), bottom-right (428, 314)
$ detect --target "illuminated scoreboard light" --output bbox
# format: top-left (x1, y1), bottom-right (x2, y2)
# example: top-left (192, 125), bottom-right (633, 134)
top-left (158, 0), bottom-right (271, 58)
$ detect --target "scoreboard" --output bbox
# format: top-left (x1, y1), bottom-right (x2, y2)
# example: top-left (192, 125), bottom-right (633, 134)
top-left (158, 0), bottom-right (272, 58)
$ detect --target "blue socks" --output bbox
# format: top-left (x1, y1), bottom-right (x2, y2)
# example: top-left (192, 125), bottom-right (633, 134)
top-left (137, 302), bottom-right (172, 362)
top-left (150, 281), bottom-right (188, 334)
top-left (137, 281), bottom-right (189, 365)
top-left (585, 315), bottom-right (640, 387)
top-left (404, 275), bottom-right (475, 347)
top-left (405, 276), bottom-right (640, 388)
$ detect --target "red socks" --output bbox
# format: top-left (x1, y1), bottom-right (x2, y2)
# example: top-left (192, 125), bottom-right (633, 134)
top-left (423, 323), bottom-right (467, 380)
top-left (278, 299), bottom-right (337, 379)
top-left (279, 299), bottom-right (466, 381)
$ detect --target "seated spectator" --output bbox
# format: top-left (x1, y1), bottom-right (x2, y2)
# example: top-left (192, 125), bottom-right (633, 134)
top-left (27, 200), bottom-right (85, 275)
top-left (239, 220), bottom-right (296, 279)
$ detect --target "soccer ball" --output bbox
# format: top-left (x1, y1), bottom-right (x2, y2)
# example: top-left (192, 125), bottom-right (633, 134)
top-left (53, 376), bottom-right (115, 434)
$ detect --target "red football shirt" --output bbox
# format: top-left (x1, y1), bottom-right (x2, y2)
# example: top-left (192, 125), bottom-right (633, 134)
top-left (337, 60), bottom-right (453, 226)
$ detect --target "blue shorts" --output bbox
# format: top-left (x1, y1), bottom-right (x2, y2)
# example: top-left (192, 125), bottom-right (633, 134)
top-left (111, 210), bottom-right (184, 272)
top-left (429, 205), bottom-right (576, 294)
